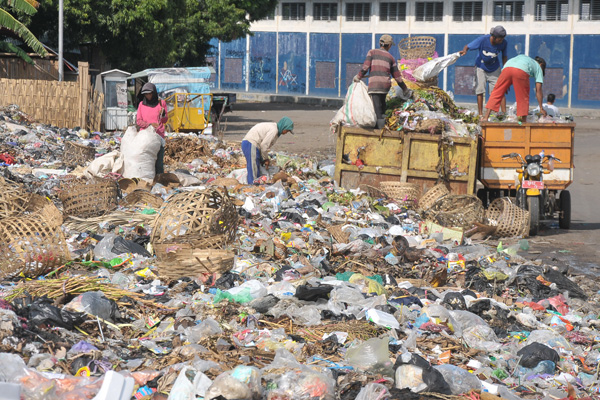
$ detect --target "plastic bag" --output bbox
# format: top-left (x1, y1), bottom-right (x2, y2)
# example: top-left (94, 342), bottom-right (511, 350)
top-left (94, 234), bottom-right (119, 260)
top-left (346, 337), bottom-right (393, 375)
top-left (330, 81), bottom-right (376, 132)
top-left (517, 342), bottom-right (560, 368)
top-left (394, 352), bottom-right (451, 394)
top-left (29, 298), bottom-right (86, 329)
top-left (413, 52), bottom-right (461, 82)
top-left (121, 125), bottom-right (162, 181)
top-left (355, 383), bottom-right (390, 400)
top-left (462, 325), bottom-right (501, 352)
top-left (434, 364), bottom-right (481, 395)
top-left (65, 291), bottom-right (121, 322)
top-left (83, 150), bottom-right (123, 179)
top-left (205, 366), bottom-right (261, 400)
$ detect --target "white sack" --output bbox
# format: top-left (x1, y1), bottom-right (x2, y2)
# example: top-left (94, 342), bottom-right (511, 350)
top-left (120, 125), bottom-right (162, 181)
top-left (83, 150), bottom-right (123, 179)
top-left (330, 81), bottom-right (376, 132)
top-left (413, 52), bottom-right (461, 82)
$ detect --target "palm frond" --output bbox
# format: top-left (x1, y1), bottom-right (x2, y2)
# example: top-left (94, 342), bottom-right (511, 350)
top-left (0, 41), bottom-right (33, 64)
top-left (4, 0), bottom-right (39, 16)
top-left (0, 9), bottom-right (47, 56)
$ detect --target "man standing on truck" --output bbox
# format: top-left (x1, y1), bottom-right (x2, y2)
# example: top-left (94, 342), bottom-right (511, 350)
top-left (353, 34), bottom-right (412, 129)
top-left (459, 26), bottom-right (508, 116)
top-left (483, 55), bottom-right (548, 122)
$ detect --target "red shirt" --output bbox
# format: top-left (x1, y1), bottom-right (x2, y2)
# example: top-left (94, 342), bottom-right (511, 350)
top-left (136, 100), bottom-right (168, 138)
top-left (357, 48), bottom-right (402, 94)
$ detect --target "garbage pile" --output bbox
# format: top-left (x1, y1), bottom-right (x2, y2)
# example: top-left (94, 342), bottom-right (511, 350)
top-left (0, 105), bottom-right (597, 400)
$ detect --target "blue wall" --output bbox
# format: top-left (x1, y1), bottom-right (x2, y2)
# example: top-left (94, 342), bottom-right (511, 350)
top-left (220, 38), bottom-right (246, 91)
top-left (250, 32), bottom-right (277, 93)
top-left (572, 35), bottom-right (600, 108)
top-left (529, 35), bottom-right (570, 108)
top-left (309, 33), bottom-right (340, 97)
top-left (341, 33), bottom-right (372, 91)
top-left (278, 33), bottom-right (307, 94)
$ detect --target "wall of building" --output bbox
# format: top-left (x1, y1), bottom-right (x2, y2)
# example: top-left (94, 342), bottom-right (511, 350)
top-left (207, 0), bottom-right (600, 108)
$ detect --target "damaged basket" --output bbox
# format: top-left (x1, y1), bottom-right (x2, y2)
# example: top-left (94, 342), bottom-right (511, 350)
top-left (26, 194), bottom-right (63, 227)
top-left (154, 242), bottom-right (235, 278)
top-left (0, 178), bottom-right (31, 218)
top-left (427, 194), bottom-right (484, 229)
top-left (120, 190), bottom-right (164, 209)
top-left (62, 141), bottom-right (95, 167)
top-left (419, 183), bottom-right (450, 211)
top-left (379, 182), bottom-right (421, 208)
top-left (486, 197), bottom-right (530, 238)
top-left (58, 178), bottom-right (119, 218)
top-left (0, 215), bottom-right (70, 278)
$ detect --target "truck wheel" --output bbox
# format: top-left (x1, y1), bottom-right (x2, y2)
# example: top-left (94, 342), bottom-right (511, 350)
top-left (559, 190), bottom-right (571, 229)
top-left (528, 196), bottom-right (540, 236)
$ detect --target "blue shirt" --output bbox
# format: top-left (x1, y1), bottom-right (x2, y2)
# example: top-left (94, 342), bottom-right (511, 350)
top-left (467, 34), bottom-right (507, 73)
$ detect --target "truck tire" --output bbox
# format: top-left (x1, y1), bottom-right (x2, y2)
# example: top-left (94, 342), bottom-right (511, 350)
top-left (559, 190), bottom-right (571, 229)
top-left (528, 196), bottom-right (540, 236)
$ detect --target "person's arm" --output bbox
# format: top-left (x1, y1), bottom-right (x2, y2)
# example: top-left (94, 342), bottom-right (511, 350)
top-left (159, 100), bottom-right (168, 124)
top-left (459, 44), bottom-right (469, 56)
top-left (136, 105), bottom-right (150, 129)
top-left (535, 83), bottom-right (547, 117)
top-left (501, 42), bottom-right (508, 66)
top-left (459, 36), bottom-right (483, 56)
top-left (391, 61), bottom-right (408, 91)
top-left (355, 51), bottom-right (372, 80)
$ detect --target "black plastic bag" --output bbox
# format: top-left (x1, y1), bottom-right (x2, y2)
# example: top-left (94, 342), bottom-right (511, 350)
top-left (443, 292), bottom-right (467, 310)
top-left (543, 268), bottom-right (587, 300)
top-left (295, 284), bottom-right (333, 302)
top-left (29, 298), bottom-right (86, 329)
top-left (517, 342), bottom-right (559, 369)
top-left (393, 353), bottom-right (451, 395)
top-left (112, 236), bottom-right (151, 257)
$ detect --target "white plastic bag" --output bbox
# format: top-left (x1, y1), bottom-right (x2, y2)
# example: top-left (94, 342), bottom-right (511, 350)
top-left (330, 81), bottom-right (376, 132)
top-left (120, 125), bottom-right (162, 181)
top-left (413, 52), bottom-right (461, 82)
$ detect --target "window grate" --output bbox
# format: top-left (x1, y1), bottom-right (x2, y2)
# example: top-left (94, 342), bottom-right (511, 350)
top-left (282, 2), bottom-right (306, 20)
top-left (453, 1), bottom-right (483, 21)
top-left (534, 0), bottom-right (569, 21)
top-left (580, 0), bottom-right (600, 20)
top-left (380, 2), bottom-right (407, 21)
top-left (493, 1), bottom-right (525, 21)
top-left (314, 2), bottom-right (338, 21)
top-left (346, 3), bottom-right (371, 21)
top-left (416, 2), bottom-right (444, 21)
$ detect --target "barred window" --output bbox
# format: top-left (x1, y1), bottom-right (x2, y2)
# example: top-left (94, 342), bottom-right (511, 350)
top-left (380, 2), bottom-right (407, 21)
top-left (534, 0), bottom-right (569, 21)
top-left (453, 2), bottom-right (483, 21)
top-left (346, 3), bottom-right (371, 21)
top-left (580, 0), bottom-right (600, 20)
top-left (416, 2), bottom-right (444, 21)
top-left (282, 2), bottom-right (306, 20)
top-left (314, 3), bottom-right (338, 20)
top-left (493, 1), bottom-right (525, 21)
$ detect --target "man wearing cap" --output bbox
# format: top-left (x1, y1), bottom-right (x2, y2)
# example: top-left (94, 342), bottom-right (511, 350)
top-left (459, 26), bottom-right (508, 116)
top-left (353, 34), bottom-right (412, 129)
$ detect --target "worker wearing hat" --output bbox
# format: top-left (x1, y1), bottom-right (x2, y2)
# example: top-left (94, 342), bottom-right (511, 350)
top-left (354, 34), bottom-right (412, 129)
top-left (459, 26), bottom-right (508, 116)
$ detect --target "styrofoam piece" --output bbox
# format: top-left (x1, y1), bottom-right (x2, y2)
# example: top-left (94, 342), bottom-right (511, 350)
top-left (92, 371), bottom-right (135, 400)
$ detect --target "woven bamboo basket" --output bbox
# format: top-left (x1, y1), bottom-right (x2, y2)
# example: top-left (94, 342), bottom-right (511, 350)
top-left (151, 189), bottom-right (239, 245)
top-left (486, 197), bottom-right (530, 238)
top-left (120, 190), bottom-right (164, 209)
top-left (58, 178), bottom-right (119, 218)
top-left (360, 185), bottom-right (388, 199)
top-left (153, 243), bottom-right (235, 278)
top-left (63, 141), bottom-right (95, 167)
top-left (0, 215), bottom-right (70, 278)
top-left (26, 194), bottom-right (63, 227)
top-left (379, 182), bottom-right (421, 208)
top-left (0, 178), bottom-right (31, 218)
top-left (398, 36), bottom-right (437, 60)
top-left (419, 184), bottom-right (450, 211)
top-left (327, 225), bottom-right (350, 244)
top-left (427, 194), bottom-right (484, 229)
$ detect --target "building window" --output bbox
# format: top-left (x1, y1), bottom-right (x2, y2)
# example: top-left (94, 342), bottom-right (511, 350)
top-left (314, 3), bottom-right (338, 21)
top-left (493, 1), bottom-right (525, 21)
top-left (416, 2), bottom-right (444, 21)
top-left (534, 0), bottom-right (569, 21)
top-left (282, 2), bottom-right (306, 20)
top-left (316, 62), bottom-right (336, 88)
top-left (453, 2), bottom-right (483, 21)
top-left (580, 0), bottom-right (600, 20)
top-left (380, 2), bottom-right (407, 21)
top-left (346, 3), bottom-right (371, 21)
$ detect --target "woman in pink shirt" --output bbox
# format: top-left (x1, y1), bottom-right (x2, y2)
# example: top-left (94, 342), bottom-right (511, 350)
top-left (136, 82), bottom-right (168, 174)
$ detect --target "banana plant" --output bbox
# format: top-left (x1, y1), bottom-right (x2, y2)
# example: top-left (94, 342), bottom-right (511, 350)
top-left (0, 0), bottom-right (48, 59)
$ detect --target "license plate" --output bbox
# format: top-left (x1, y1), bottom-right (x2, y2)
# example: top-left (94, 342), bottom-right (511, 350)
top-left (522, 180), bottom-right (544, 189)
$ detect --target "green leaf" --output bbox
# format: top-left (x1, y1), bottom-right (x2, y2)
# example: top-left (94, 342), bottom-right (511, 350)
top-left (4, 0), bottom-right (39, 15)
top-left (0, 41), bottom-right (33, 63)
top-left (0, 8), bottom-right (47, 56)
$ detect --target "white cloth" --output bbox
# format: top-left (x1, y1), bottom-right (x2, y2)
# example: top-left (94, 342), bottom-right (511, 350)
top-left (242, 122), bottom-right (279, 157)
top-left (532, 103), bottom-right (560, 117)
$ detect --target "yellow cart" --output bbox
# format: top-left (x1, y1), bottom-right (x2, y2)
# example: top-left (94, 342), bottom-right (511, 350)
top-left (164, 92), bottom-right (213, 133)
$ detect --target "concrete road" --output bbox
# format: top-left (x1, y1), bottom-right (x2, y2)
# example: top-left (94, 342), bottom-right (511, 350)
top-left (223, 103), bottom-right (600, 275)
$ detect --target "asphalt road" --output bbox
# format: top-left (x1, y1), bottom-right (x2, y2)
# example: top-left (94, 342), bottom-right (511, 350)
top-left (223, 102), bottom-right (600, 275)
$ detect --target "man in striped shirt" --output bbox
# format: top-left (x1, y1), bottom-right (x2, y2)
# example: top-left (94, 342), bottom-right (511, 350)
top-left (354, 34), bottom-right (412, 129)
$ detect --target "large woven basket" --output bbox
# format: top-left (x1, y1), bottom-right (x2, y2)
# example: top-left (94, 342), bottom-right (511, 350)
top-left (0, 215), bottom-right (70, 278)
top-left (427, 194), bottom-right (484, 229)
top-left (151, 189), bottom-right (239, 245)
top-left (26, 194), bottom-right (63, 227)
top-left (120, 190), bottom-right (164, 209)
top-left (486, 197), bottom-right (530, 238)
top-left (63, 141), bottom-right (95, 167)
top-left (58, 178), bottom-right (119, 218)
top-left (0, 178), bottom-right (31, 218)
top-left (398, 36), bottom-right (436, 60)
top-left (419, 184), bottom-right (450, 211)
top-left (380, 182), bottom-right (421, 208)
top-left (154, 242), bottom-right (235, 279)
